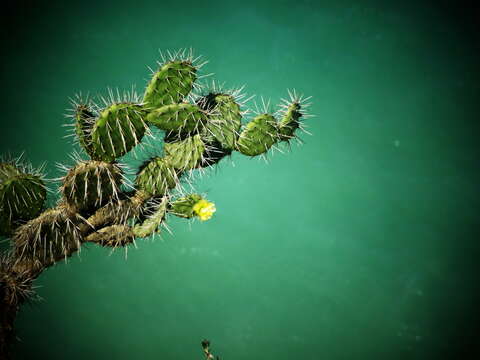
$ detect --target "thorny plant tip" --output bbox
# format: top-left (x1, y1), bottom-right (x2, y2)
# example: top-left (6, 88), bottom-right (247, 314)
top-left (0, 48), bottom-right (312, 358)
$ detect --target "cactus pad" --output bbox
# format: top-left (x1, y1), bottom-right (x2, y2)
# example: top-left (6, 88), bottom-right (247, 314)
top-left (236, 114), bottom-right (278, 156)
top-left (200, 93), bottom-right (242, 151)
top-left (145, 103), bottom-right (207, 135)
top-left (136, 158), bottom-right (178, 196)
top-left (163, 134), bottom-right (205, 171)
top-left (0, 162), bottom-right (46, 236)
top-left (13, 206), bottom-right (82, 266)
top-left (61, 161), bottom-right (123, 215)
top-left (90, 103), bottom-right (147, 162)
top-left (143, 60), bottom-right (197, 109)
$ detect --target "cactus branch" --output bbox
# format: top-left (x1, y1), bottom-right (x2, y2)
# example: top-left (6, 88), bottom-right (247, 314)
top-left (0, 49), bottom-right (311, 358)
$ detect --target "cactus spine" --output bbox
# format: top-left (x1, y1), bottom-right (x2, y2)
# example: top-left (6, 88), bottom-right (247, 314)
top-left (0, 49), bottom-right (311, 358)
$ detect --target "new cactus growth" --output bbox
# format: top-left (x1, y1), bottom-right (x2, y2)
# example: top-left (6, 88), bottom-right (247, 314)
top-left (0, 49), bottom-right (311, 358)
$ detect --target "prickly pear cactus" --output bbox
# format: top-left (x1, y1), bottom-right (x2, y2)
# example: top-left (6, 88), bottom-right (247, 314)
top-left (0, 49), bottom-right (311, 358)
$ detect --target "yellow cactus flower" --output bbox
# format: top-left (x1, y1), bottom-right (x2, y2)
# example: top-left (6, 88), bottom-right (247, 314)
top-left (192, 199), bottom-right (216, 221)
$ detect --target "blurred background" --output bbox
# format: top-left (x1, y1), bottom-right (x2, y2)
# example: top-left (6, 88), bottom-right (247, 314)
top-left (1, 0), bottom-right (478, 359)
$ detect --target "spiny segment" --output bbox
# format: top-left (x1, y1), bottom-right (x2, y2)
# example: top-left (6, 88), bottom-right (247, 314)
top-left (135, 158), bottom-right (178, 196)
top-left (198, 93), bottom-right (242, 151)
top-left (235, 90), bottom-right (312, 156)
top-left (236, 114), bottom-right (278, 156)
top-left (90, 103), bottom-right (147, 162)
top-left (278, 102), bottom-right (301, 141)
top-left (163, 134), bottom-right (205, 171)
top-left (60, 160), bottom-right (123, 215)
top-left (0, 161), bottom-right (47, 237)
top-left (143, 49), bottom-right (209, 108)
top-left (144, 59), bottom-right (197, 109)
top-left (12, 205), bottom-right (83, 269)
top-left (276, 89), bottom-right (313, 142)
top-left (132, 196), bottom-right (168, 238)
top-left (145, 103), bottom-right (208, 135)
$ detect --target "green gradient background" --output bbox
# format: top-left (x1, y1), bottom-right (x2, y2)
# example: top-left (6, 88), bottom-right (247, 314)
top-left (1, 1), bottom-right (479, 359)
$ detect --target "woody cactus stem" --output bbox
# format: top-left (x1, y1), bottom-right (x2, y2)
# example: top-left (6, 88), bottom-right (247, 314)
top-left (201, 339), bottom-right (220, 360)
top-left (0, 48), bottom-right (311, 358)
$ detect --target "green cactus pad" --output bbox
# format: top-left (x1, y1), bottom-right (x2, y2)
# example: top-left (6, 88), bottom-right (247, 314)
top-left (132, 197), bottom-right (168, 238)
top-left (61, 161), bottom-right (123, 214)
top-left (136, 157), bottom-right (178, 196)
top-left (13, 206), bottom-right (81, 265)
top-left (168, 194), bottom-right (202, 218)
top-left (278, 102), bottom-right (302, 141)
top-left (164, 134), bottom-right (205, 171)
top-left (145, 103), bottom-right (207, 134)
top-left (143, 61), bottom-right (197, 109)
top-left (74, 104), bottom-right (96, 155)
top-left (90, 103), bottom-right (146, 162)
top-left (0, 163), bottom-right (46, 236)
top-left (236, 114), bottom-right (279, 156)
top-left (201, 94), bottom-right (242, 150)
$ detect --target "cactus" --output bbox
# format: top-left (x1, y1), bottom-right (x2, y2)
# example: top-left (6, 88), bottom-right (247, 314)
top-left (0, 49), bottom-right (311, 358)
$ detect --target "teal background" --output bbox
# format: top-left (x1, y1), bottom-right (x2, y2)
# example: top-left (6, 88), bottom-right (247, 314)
top-left (1, 0), bottom-right (479, 359)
